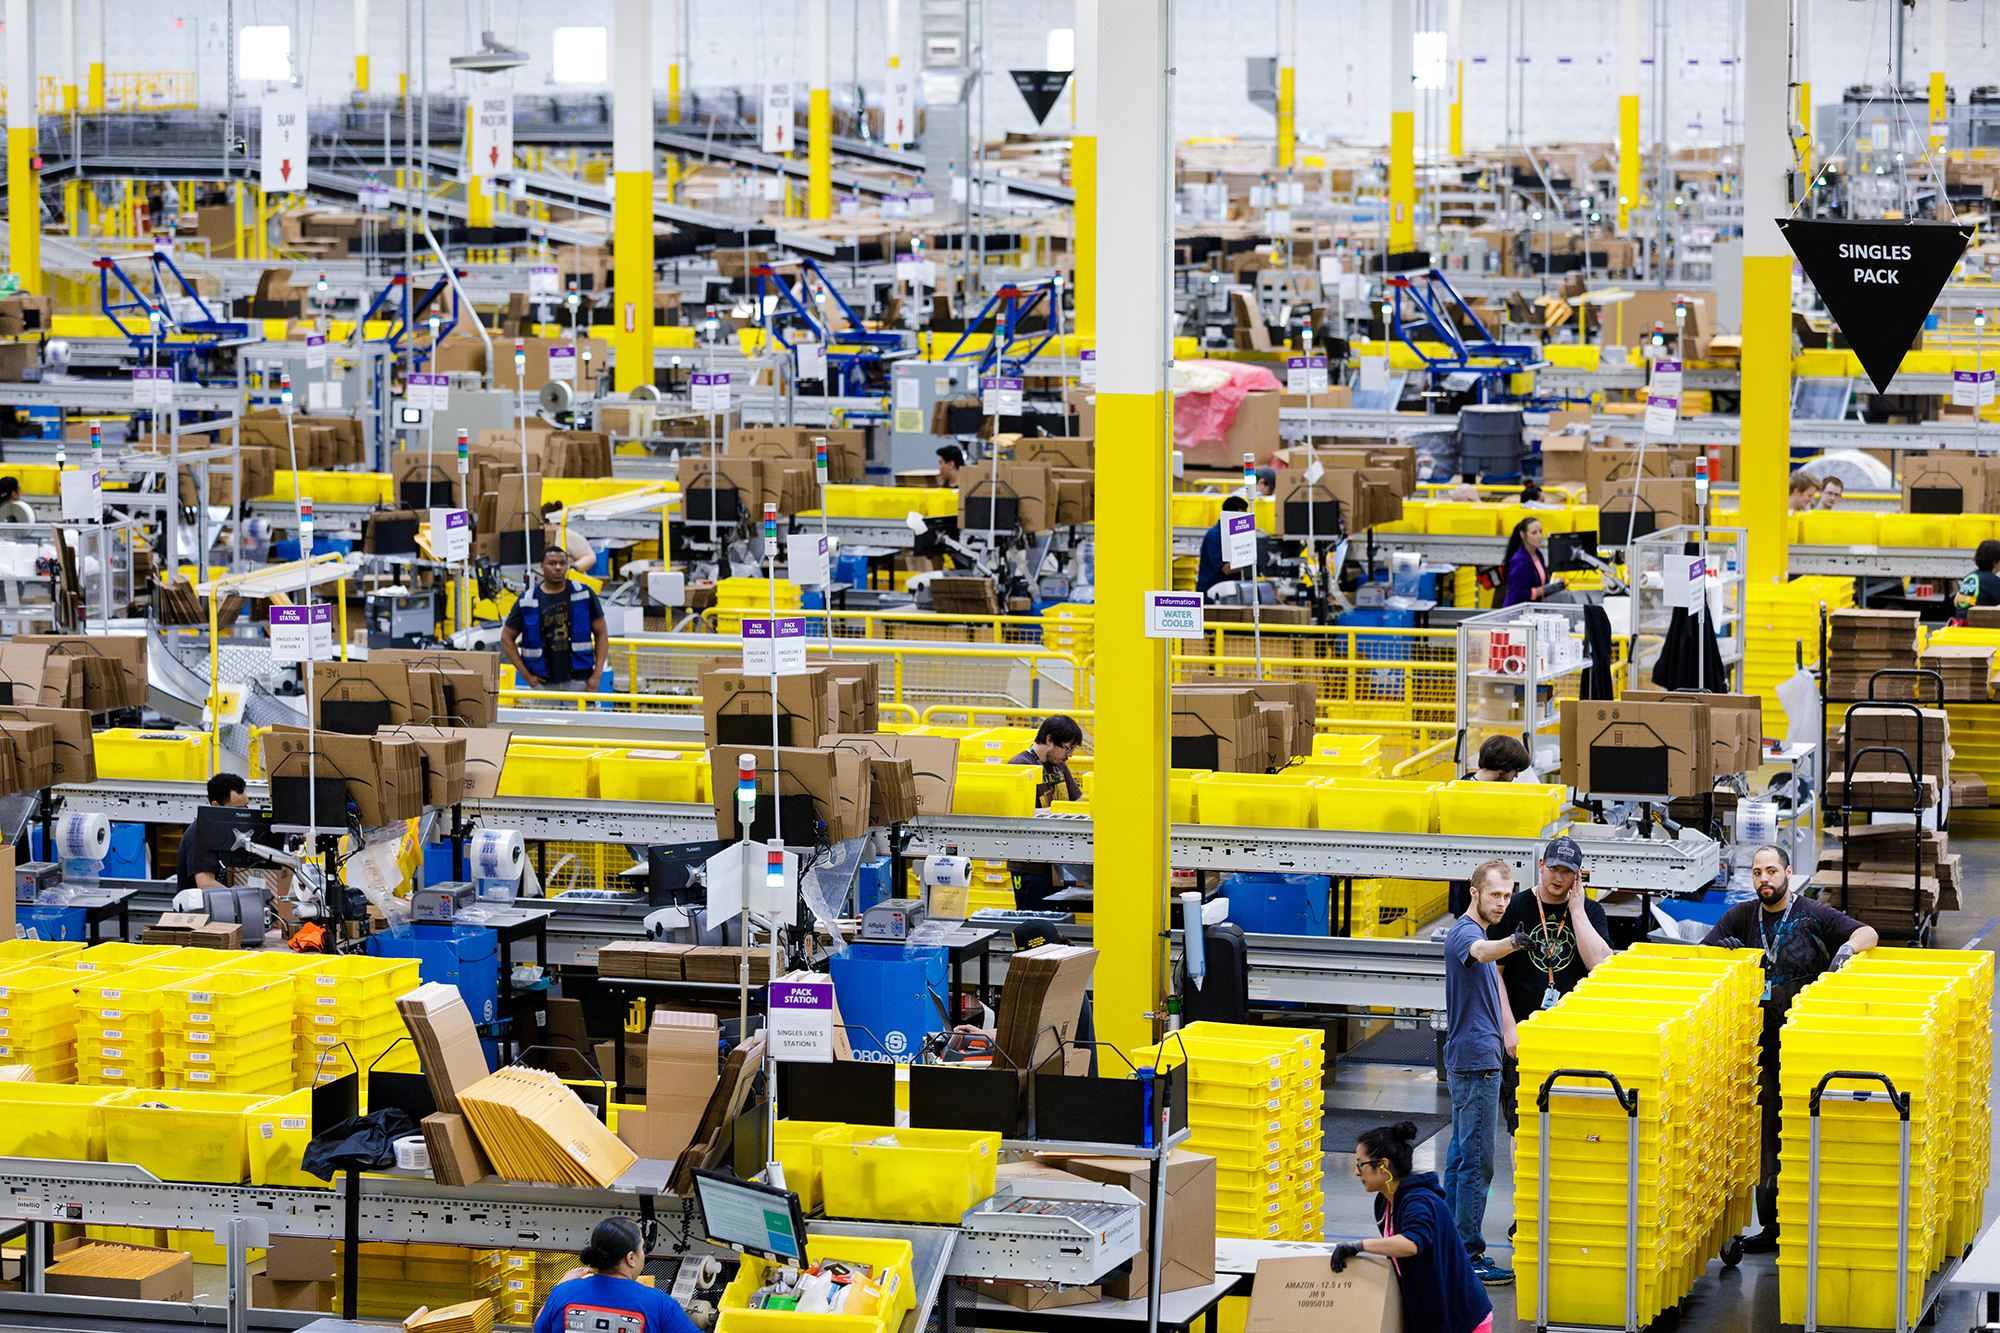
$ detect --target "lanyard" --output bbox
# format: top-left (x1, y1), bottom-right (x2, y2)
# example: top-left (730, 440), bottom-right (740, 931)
top-left (1759, 896), bottom-right (1798, 969)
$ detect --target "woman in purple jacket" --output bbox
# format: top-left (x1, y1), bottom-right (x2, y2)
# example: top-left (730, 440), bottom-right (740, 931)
top-left (1499, 517), bottom-right (1564, 607)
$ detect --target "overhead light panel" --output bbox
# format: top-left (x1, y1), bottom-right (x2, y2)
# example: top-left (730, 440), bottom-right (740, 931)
top-left (451, 31), bottom-right (529, 74)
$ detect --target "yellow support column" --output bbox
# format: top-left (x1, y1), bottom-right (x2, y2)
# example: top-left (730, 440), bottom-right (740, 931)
top-left (1742, 0), bottom-right (1791, 587)
top-left (808, 0), bottom-right (831, 219)
top-left (354, 0), bottom-right (370, 92)
top-left (613, 0), bottom-right (655, 392)
top-left (1447, 0), bottom-right (1462, 157)
top-left (1276, 0), bottom-right (1295, 169)
top-left (1074, 0), bottom-right (1097, 339)
top-left (86, 0), bottom-right (102, 111)
top-left (1388, 0), bottom-right (1414, 251)
top-left (1618, 0), bottom-right (1640, 233)
top-left (7, 0), bottom-right (39, 294)
top-left (1091, 0), bottom-right (1170, 1059)
top-left (666, 0), bottom-right (682, 125)
top-left (1931, 0), bottom-right (1949, 156)
top-left (63, 179), bottom-right (78, 238)
top-left (60, 0), bottom-right (77, 111)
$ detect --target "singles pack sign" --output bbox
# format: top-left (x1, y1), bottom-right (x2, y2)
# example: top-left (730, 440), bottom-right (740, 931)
top-left (1777, 219), bottom-right (1974, 394)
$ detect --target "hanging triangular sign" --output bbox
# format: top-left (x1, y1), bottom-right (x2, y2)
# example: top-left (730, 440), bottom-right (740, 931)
top-left (1010, 70), bottom-right (1073, 126)
top-left (1777, 218), bottom-right (1973, 394)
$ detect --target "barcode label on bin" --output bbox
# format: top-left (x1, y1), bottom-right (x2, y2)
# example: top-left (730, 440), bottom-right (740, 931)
top-left (189, 1051), bottom-right (211, 1062)
top-left (317, 996), bottom-right (337, 1006)
top-left (282, 1117), bottom-right (307, 1130)
top-left (190, 992), bottom-right (212, 1004)
top-left (313, 1014), bottom-right (336, 1025)
top-left (76, 963), bottom-right (96, 971)
top-left (101, 1067), bottom-right (120, 1078)
top-left (188, 1030), bottom-right (212, 1043)
top-left (101, 990), bottom-right (121, 1000)
top-left (101, 1009), bottom-right (122, 1020)
top-left (317, 976), bottom-right (336, 986)
top-left (189, 1071), bottom-right (212, 1081)
top-left (101, 1048), bottom-right (122, 1060)
top-left (190, 1013), bottom-right (211, 1023)
top-left (102, 1029), bottom-right (122, 1040)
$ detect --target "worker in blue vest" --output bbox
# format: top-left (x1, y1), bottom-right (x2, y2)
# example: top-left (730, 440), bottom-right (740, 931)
top-left (502, 544), bottom-right (610, 693)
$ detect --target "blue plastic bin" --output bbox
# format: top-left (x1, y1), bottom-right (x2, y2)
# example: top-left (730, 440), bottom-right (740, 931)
top-left (1220, 872), bottom-right (1331, 937)
top-left (827, 943), bottom-right (948, 1061)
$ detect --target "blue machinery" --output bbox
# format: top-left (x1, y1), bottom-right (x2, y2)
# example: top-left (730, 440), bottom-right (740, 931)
top-left (95, 252), bottom-right (250, 367)
top-left (353, 272), bottom-right (461, 368)
top-left (753, 259), bottom-right (902, 396)
top-left (1384, 268), bottom-right (1553, 404)
top-left (942, 280), bottom-right (1060, 377)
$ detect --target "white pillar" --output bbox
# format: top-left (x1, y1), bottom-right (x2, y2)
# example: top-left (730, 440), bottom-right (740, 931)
top-left (1276, 0), bottom-right (1295, 167)
top-left (808, 0), bottom-right (830, 217)
top-left (1446, 0), bottom-right (1462, 155)
top-left (1074, 0), bottom-right (1097, 336)
top-left (1741, 0), bottom-right (1792, 587)
top-left (8, 0), bottom-right (40, 292)
top-left (1618, 0), bottom-right (1641, 232)
top-left (611, 0), bottom-right (654, 391)
top-left (1388, 0), bottom-right (1414, 250)
top-left (354, 0), bottom-right (370, 93)
top-left (666, 0), bottom-right (683, 122)
top-left (1931, 0), bottom-right (1949, 152)
top-left (60, 0), bottom-right (75, 110)
top-left (887, 0), bottom-right (901, 68)
top-left (1795, 0), bottom-right (1813, 168)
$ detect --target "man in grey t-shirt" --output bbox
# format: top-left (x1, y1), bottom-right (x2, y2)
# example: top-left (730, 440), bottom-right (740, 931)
top-left (1443, 858), bottom-right (1529, 1287)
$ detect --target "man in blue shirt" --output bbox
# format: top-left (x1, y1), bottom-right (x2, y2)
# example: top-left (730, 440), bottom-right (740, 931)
top-left (1196, 494), bottom-right (1252, 595)
top-left (1442, 857), bottom-right (1526, 1286)
top-left (502, 545), bottom-right (609, 692)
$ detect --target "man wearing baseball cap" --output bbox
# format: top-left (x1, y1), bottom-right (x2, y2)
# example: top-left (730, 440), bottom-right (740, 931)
top-left (1482, 835), bottom-right (1613, 1134)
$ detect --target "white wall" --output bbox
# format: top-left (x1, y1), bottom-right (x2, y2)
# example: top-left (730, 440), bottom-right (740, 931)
top-left (6, 0), bottom-right (1990, 151)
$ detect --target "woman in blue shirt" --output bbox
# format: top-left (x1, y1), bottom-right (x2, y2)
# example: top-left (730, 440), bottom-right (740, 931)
top-left (1499, 517), bottom-right (1563, 607)
top-left (1332, 1122), bottom-right (1493, 1333)
top-left (533, 1219), bottom-right (701, 1333)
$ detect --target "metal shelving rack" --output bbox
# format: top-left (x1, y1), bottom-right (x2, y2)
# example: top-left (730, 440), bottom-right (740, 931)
top-left (1455, 601), bottom-right (1594, 777)
top-left (1626, 524), bottom-right (1748, 694)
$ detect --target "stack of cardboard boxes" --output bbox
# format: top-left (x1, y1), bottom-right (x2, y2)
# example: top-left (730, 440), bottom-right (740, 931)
top-left (613, 1009), bottom-right (720, 1165)
top-left (727, 427), bottom-right (868, 484)
top-left (1169, 681), bottom-right (1314, 773)
top-left (1, 638), bottom-right (147, 715)
top-left (1827, 706), bottom-right (1951, 813)
top-left (1819, 824), bottom-right (1960, 929)
top-left (1559, 693), bottom-right (1764, 798)
top-left (1271, 445), bottom-right (1415, 536)
top-left (676, 453), bottom-right (816, 518)
top-left (994, 944), bottom-right (1098, 1077)
top-left (1825, 610), bottom-right (1922, 701)
top-left (267, 726), bottom-right (427, 827)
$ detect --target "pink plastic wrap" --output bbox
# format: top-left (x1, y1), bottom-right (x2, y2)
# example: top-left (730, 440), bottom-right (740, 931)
top-left (1172, 360), bottom-right (1284, 451)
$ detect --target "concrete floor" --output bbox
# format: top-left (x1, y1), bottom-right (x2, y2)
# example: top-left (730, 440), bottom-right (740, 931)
top-left (1319, 846), bottom-right (2000, 1332)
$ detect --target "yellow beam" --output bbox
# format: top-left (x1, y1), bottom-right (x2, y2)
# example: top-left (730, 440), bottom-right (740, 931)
top-left (356, 55), bottom-right (370, 94)
top-left (1741, 252), bottom-right (1791, 587)
top-left (86, 61), bottom-right (102, 112)
top-left (1073, 134), bottom-right (1096, 338)
top-left (613, 170), bottom-right (654, 392)
top-left (1794, 81), bottom-right (1812, 176)
top-left (1931, 71), bottom-right (1948, 153)
top-left (1618, 94), bottom-right (1640, 233)
top-left (1389, 110), bottom-right (1415, 252)
top-left (9, 128), bottom-right (37, 292)
top-left (1276, 67), bottom-right (1294, 169)
top-left (668, 65), bottom-right (681, 125)
top-left (1449, 61), bottom-right (1462, 158)
top-left (809, 88), bottom-right (831, 219)
top-left (1093, 387), bottom-right (1169, 1056)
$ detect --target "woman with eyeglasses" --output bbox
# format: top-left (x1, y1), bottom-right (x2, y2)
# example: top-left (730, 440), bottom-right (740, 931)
top-left (1331, 1121), bottom-right (1494, 1333)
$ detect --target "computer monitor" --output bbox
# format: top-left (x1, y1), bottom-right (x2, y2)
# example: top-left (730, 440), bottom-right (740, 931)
top-left (647, 839), bottom-right (735, 906)
top-left (1545, 530), bottom-right (1600, 573)
top-left (496, 527), bottom-right (548, 565)
top-left (685, 487), bottom-right (743, 525)
top-left (691, 1169), bottom-right (808, 1262)
top-left (962, 496), bottom-right (1019, 531)
top-left (400, 479), bottom-right (456, 510)
top-left (196, 805), bottom-right (274, 854)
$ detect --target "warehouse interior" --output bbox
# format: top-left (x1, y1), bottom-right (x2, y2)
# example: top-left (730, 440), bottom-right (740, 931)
top-left (4, 0), bottom-right (2000, 1331)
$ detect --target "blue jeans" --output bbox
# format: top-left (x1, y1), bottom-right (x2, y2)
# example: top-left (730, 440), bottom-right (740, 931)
top-left (1444, 1067), bottom-right (1502, 1256)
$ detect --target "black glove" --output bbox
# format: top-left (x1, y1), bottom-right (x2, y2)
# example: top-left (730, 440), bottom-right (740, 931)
top-left (1509, 931), bottom-right (1532, 953)
top-left (1712, 936), bottom-right (1746, 951)
top-left (1330, 1241), bottom-right (1364, 1273)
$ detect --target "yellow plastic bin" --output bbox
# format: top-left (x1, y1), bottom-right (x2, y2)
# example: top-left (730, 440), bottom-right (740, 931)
top-left (248, 1090), bottom-right (323, 1188)
top-left (102, 1090), bottom-right (271, 1182)
top-left (1799, 510), bottom-right (1880, 546)
top-left (1313, 778), bottom-right (1440, 833)
top-left (302, 955), bottom-right (421, 1013)
top-left (94, 729), bottom-right (213, 782)
top-left (0, 939), bottom-right (84, 966)
top-left (0, 1084), bottom-right (128, 1159)
top-left (1435, 782), bottom-right (1568, 838)
top-left (773, 1120), bottom-right (850, 1212)
top-left (500, 745), bottom-right (610, 798)
top-left (63, 942), bottom-right (184, 973)
top-left (1195, 775), bottom-right (1317, 829)
top-left (716, 1232), bottom-right (916, 1333)
top-left (158, 973), bottom-right (296, 1032)
top-left (1875, 513), bottom-right (1953, 549)
top-left (595, 750), bottom-right (712, 803)
top-left (818, 1127), bottom-right (1000, 1224)
top-left (951, 765), bottom-right (1042, 816)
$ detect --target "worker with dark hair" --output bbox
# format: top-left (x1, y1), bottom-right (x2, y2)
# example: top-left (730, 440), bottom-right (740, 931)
top-left (1332, 1121), bottom-right (1494, 1333)
top-left (0, 477), bottom-right (31, 524)
top-left (1196, 494), bottom-right (1253, 595)
top-left (1253, 466), bottom-right (1277, 498)
top-left (1447, 734), bottom-right (1536, 916)
top-left (936, 444), bottom-right (964, 487)
top-left (176, 773), bottom-right (248, 894)
top-left (1007, 714), bottom-right (1086, 909)
top-left (533, 1217), bottom-right (699, 1333)
top-left (1954, 539), bottom-right (2000, 623)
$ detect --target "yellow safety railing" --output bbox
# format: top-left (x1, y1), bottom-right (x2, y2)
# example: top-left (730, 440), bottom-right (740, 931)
top-left (705, 607), bottom-right (1056, 647)
top-left (4, 72), bottom-right (198, 113)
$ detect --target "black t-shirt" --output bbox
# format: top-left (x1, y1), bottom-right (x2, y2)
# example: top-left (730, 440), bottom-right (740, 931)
top-left (176, 808), bottom-right (227, 892)
top-left (503, 582), bottom-right (602, 684)
top-left (1701, 895), bottom-right (1864, 1009)
top-left (1488, 889), bottom-right (1613, 1022)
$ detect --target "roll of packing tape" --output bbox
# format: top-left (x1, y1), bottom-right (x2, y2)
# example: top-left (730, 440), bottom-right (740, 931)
top-left (469, 828), bottom-right (525, 882)
top-left (56, 812), bottom-right (111, 861)
top-left (393, 1134), bottom-right (429, 1171)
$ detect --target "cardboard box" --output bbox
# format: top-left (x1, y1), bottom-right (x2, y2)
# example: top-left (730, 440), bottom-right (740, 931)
top-left (18, 635), bottom-right (146, 707)
top-left (818, 661), bottom-right (881, 733)
top-left (251, 1276), bottom-right (332, 1312)
top-left (699, 667), bottom-right (833, 751)
top-left (1540, 408), bottom-right (1593, 484)
top-left (1169, 686), bottom-right (1265, 772)
top-left (1245, 1254), bottom-right (1401, 1333)
top-left (675, 455), bottom-right (765, 525)
top-left (1902, 452), bottom-right (1992, 514)
top-left (264, 1237), bottom-right (335, 1284)
top-left (982, 1281), bottom-right (1101, 1311)
top-left (822, 734), bottom-right (959, 815)
top-left (1056, 1151), bottom-right (1216, 1300)
top-left (1016, 436), bottom-right (1094, 469)
top-left (645, 1010), bottom-right (719, 1163)
top-left (868, 757), bottom-right (919, 824)
top-left (1620, 690), bottom-right (1764, 774)
top-left (311, 661), bottom-right (415, 733)
top-left (1562, 699), bottom-right (1710, 798)
top-left (711, 745), bottom-right (866, 843)
top-left (960, 461), bottom-right (1055, 533)
top-left (994, 944), bottom-right (1097, 1076)
top-left (396, 982), bottom-right (496, 1117)
top-left (44, 1242), bottom-right (194, 1303)
top-left (727, 427), bottom-right (867, 484)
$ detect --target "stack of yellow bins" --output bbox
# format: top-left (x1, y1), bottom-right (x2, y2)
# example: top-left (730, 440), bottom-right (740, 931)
top-left (1514, 948), bottom-right (1761, 1328)
top-left (1133, 1022), bottom-right (1324, 1240)
top-left (74, 967), bottom-right (190, 1090)
top-left (1777, 949), bottom-right (1991, 1329)
top-left (158, 972), bottom-right (298, 1095)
